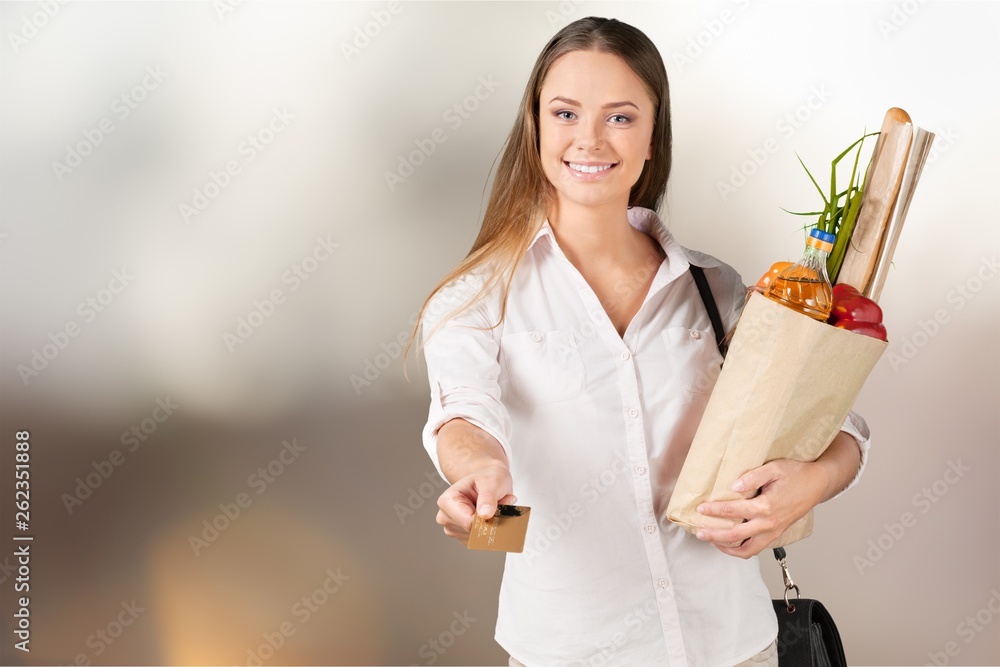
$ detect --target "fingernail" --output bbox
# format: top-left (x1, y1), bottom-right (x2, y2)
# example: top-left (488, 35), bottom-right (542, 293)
top-left (480, 504), bottom-right (495, 517)
top-left (696, 504), bottom-right (706, 513)
top-left (732, 479), bottom-right (745, 492)
top-left (696, 530), bottom-right (706, 540)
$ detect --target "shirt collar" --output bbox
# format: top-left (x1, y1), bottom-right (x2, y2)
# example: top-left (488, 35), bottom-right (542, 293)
top-left (528, 206), bottom-right (723, 271)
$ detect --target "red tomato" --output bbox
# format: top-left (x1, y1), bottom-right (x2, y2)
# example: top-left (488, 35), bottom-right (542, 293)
top-left (834, 319), bottom-right (888, 341)
top-left (830, 283), bottom-right (883, 324)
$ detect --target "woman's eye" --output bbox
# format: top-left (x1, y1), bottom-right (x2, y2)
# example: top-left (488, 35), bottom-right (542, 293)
top-left (609, 114), bottom-right (632, 124)
top-left (555, 110), bottom-right (576, 120)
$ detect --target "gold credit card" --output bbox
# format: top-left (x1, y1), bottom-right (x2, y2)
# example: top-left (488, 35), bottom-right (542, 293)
top-left (467, 504), bottom-right (531, 553)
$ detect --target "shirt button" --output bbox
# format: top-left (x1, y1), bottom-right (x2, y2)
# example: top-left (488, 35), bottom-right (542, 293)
top-left (690, 330), bottom-right (701, 340)
top-left (634, 465), bottom-right (646, 476)
top-left (530, 332), bottom-right (542, 342)
top-left (657, 578), bottom-right (669, 589)
top-left (645, 524), bottom-right (656, 534)
top-left (620, 351), bottom-right (631, 360)
top-left (628, 408), bottom-right (639, 418)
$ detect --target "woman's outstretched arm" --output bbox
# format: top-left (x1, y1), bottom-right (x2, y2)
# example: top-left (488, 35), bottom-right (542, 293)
top-left (434, 418), bottom-right (516, 545)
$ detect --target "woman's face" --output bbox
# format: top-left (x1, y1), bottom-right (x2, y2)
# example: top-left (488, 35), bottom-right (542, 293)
top-left (538, 49), bottom-right (655, 214)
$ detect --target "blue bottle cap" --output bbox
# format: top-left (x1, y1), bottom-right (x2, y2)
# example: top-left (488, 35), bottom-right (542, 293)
top-left (809, 228), bottom-right (837, 244)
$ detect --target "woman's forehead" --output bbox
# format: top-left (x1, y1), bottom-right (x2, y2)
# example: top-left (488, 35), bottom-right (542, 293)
top-left (540, 50), bottom-right (653, 107)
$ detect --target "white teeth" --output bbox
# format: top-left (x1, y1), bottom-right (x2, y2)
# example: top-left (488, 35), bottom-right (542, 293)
top-left (568, 162), bottom-right (613, 173)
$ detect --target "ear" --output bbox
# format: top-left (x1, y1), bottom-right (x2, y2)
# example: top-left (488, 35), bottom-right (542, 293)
top-left (646, 140), bottom-right (653, 161)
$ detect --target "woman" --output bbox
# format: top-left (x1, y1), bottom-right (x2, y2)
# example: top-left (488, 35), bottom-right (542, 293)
top-left (407, 17), bottom-right (869, 667)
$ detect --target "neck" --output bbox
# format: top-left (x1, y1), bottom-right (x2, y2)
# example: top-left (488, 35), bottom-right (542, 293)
top-left (547, 198), bottom-right (655, 269)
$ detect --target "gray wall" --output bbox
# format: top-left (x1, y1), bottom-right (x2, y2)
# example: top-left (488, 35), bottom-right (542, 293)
top-left (1, 1), bottom-right (997, 665)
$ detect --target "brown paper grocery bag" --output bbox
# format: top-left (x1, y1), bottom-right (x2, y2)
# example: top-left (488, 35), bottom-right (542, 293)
top-left (666, 292), bottom-right (886, 547)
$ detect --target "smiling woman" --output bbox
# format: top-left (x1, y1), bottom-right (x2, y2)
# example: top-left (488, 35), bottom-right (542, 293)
top-left (536, 49), bottom-right (665, 337)
top-left (406, 16), bottom-right (871, 667)
top-left (538, 51), bottom-right (655, 210)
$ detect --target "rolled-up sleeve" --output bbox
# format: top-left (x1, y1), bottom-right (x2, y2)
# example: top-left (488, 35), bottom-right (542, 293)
top-left (830, 410), bottom-right (871, 500)
top-left (420, 275), bottom-right (513, 482)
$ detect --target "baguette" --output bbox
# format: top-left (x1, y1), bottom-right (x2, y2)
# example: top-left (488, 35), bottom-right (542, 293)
top-left (836, 117), bottom-right (913, 296)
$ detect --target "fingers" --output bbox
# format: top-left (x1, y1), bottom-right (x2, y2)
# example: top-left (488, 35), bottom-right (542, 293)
top-left (732, 460), bottom-right (782, 498)
top-left (434, 467), bottom-right (514, 545)
top-left (437, 485), bottom-right (477, 533)
top-left (696, 523), bottom-right (752, 546)
top-left (713, 539), bottom-right (762, 559)
top-left (697, 526), bottom-right (763, 558)
top-left (436, 509), bottom-right (470, 545)
top-left (697, 494), bottom-right (773, 522)
top-left (697, 499), bottom-right (752, 520)
top-left (697, 517), bottom-right (782, 558)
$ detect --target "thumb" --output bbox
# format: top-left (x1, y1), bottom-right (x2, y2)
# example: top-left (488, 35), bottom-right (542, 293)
top-left (732, 463), bottom-right (775, 497)
top-left (498, 493), bottom-right (518, 506)
top-left (476, 497), bottom-right (497, 519)
top-left (476, 487), bottom-right (515, 519)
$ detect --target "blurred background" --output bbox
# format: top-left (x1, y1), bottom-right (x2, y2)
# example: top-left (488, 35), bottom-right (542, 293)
top-left (0, 1), bottom-right (997, 665)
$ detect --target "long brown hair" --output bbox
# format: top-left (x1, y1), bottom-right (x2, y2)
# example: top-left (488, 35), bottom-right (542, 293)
top-left (404, 17), bottom-right (672, 372)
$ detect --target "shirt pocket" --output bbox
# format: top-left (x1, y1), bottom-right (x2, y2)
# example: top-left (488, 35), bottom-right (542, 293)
top-left (500, 330), bottom-right (586, 405)
top-left (659, 327), bottom-right (723, 397)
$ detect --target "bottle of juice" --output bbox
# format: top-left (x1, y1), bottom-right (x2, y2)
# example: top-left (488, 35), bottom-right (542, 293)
top-left (764, 228), bottom-right (836, 321)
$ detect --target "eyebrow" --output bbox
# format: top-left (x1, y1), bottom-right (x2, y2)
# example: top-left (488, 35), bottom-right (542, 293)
top-left (547, 96), bottom-right (640, 111)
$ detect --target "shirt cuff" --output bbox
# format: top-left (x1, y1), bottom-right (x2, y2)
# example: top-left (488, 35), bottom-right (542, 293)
top-left (828, 410), bottom-right (871, 501)
top-left (421, 379), bottom-right (513, 483)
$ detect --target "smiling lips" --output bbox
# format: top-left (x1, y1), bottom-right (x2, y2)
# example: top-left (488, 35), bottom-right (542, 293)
top-left (565, 161), bottom-right (618, 177)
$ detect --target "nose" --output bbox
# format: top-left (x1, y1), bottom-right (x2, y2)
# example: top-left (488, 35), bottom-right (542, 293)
top-left (575, 116), bottom-right (604, 152)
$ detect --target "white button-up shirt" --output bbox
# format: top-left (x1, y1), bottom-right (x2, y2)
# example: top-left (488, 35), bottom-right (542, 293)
top-left (420, 207), bottom-right (870, 667)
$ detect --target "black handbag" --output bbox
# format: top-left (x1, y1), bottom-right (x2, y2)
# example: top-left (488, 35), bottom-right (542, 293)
top-left (770, 547), bottom-right (847, 667)
top-left (689, 265), bottom-right (848, 667)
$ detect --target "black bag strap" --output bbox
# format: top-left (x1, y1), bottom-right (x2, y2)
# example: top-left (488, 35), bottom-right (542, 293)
top-left (689, 266), bottom-right (779, 566)
top-left (688, 265), bottom-right (728, 358)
